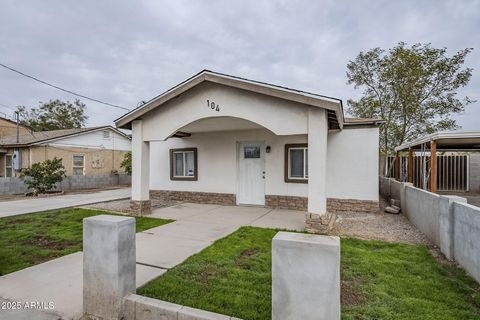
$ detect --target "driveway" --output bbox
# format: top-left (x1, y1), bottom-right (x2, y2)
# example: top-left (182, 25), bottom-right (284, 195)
top-left (0, 188), bottom-right (130, 218)
top-left (0, 203), bottom-right (305, 319)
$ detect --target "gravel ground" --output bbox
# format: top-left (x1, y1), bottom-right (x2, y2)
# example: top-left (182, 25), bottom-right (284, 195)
top-left (330, 197), bottom-right (430, 246)
top-left (82, 198), bottom-right (180, 214)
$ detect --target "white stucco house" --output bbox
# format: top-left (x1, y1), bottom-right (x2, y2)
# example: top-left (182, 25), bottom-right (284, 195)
top-left (115, 70), bottom-right (382, 231)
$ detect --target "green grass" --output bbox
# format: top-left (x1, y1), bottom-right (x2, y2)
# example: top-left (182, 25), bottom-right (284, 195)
top-left (0, 208), bottom-right (171, 275)
top-left (138, 227), bottom-right (480, 320)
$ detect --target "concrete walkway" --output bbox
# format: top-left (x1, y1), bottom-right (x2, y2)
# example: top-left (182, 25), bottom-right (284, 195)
top-left (0, 188), bottom-right (130, 218)
top-left (0, 203), bottom-right (305, 319)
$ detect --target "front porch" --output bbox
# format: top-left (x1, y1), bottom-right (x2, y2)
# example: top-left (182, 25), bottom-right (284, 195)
top-left (129, 113), bottom-right (333, 231)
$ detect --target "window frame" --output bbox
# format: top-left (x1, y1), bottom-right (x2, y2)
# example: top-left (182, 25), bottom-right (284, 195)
top-left (72, 154), bottom-right (85, 176)
top-left (5, 154), bottom-right (13, 178)
top-left (170, 148), bottom-right (198, 181)
top-left (284, 144), bottom-right (308, 183)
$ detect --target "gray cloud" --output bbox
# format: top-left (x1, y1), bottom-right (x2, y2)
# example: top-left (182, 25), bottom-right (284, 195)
top-left (0, 0), bottom-right (478, 129)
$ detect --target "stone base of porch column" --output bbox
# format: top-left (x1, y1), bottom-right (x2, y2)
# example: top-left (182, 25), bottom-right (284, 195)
top-left (305, 212), bottom-right (338, 234)
top-left (130, 200), bottom-right (151, 216)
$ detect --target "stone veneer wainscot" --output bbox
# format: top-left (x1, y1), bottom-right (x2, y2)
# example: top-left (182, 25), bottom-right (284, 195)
top-left (149, 190), bottom-right (379, 213)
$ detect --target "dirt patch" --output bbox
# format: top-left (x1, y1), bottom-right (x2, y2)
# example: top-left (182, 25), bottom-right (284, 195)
top-left (329, 197), bottom-right (430, 245)
top-left (341, 278), bottom-right (367, 306)
top-left (234, 248), bottom-right (261, 269)
top-left (239, 248), bottom-right (260, 258)
top-left (198, 265), bottom-right (227, 285)
top-left (22, 236), bottom-right (76, 251)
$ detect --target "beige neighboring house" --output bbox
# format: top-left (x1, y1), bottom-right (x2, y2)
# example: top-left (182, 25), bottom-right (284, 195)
top-left (0, 116), bottom-right (31, 141)
top-left (0, 124), bottom-right (131, 178)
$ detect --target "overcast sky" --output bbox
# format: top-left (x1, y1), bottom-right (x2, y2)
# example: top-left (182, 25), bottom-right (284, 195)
top-left (0, 0), bottom-right (478, 130)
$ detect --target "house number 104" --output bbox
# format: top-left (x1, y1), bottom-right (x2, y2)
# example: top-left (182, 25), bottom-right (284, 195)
top-left (207, 100), bottom-right (220, 112)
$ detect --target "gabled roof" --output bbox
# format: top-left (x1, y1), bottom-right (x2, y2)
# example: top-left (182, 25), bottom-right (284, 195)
top-left (115, 70), bottom-right (351, 130)
top-left (0, 126), bottom-right (130, 147)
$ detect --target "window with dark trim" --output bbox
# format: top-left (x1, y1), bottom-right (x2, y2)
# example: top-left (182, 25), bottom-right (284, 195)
top-left (285, 144), bottom-right (308, 183)
top-left (170, 148), bottom-right (198, 181)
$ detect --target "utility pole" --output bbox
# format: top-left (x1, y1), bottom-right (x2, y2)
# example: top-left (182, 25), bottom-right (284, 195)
top-left (15, 111), bottom-right (19, 143)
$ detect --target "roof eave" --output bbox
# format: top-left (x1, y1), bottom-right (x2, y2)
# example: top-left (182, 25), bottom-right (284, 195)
top-left (395, 131), bottom-right (480, 151)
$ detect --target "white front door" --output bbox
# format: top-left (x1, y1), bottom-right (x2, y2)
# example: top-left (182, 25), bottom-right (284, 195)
top-left (238, 142), bottom-right (265, 206)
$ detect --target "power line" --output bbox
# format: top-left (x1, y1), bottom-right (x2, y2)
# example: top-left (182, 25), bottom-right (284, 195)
top-left (0, 103), bottom-right (15, 111)
top-left (0, 62), bottom-right (130, 111)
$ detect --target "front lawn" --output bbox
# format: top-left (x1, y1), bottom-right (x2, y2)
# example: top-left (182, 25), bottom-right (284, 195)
top-left (138, 226), bottom-right (480, 320)
top-left (0, 208), bottom-right (171, 275)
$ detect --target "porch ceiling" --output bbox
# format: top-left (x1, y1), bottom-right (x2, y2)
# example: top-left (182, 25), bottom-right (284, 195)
top-left (176, 117), bottom-right (264, 134)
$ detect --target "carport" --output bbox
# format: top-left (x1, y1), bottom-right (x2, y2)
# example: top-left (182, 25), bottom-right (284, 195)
top-left (393, 131), bottom-right (480, 193)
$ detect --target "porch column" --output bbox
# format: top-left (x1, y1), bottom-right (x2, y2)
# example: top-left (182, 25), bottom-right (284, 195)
top-left (429, 140), bottom-right (437, 193)
top-left (130, 120), bottom-right (151, 215)
top-left (305, 108), bottom-right (329, 233)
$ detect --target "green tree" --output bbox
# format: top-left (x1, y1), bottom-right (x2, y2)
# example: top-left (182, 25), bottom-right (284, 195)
top-left (120, 152), bottom-right (132, 175)
top-left (346, 42), bottom-right (474, 153)
top-left (20, 157), bottom-right (66, 196)
top-left (16, 99), bottom-right (88, 131)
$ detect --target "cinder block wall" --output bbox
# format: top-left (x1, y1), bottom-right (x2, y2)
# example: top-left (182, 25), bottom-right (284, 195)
top-left (0, 173), bottom-right (131, 195)
top-left (379, 176), bottom-right (480, 284)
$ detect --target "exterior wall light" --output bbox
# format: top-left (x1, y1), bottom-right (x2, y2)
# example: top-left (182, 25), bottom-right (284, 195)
top-left (266, 146), bottom-right (271, 153)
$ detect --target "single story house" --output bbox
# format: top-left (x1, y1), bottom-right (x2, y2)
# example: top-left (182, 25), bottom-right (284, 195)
top-left (115, 70), bottom-right (382, 230)
top-left (0, 126), bottom-right (131, 178)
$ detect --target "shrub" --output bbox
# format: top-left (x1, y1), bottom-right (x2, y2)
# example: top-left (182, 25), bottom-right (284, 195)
top-left (20, 157), bottom-right (66, 196)
top-left (120, 152), bottom-right (132, 176)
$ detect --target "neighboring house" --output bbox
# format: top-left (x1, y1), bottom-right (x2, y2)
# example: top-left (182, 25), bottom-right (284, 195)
top-left (115, 70), bottom-right (382, 229)
top-left (0, 116), bottom-right (31, 142)
top-left (0, 126), bottom-right (131, 178)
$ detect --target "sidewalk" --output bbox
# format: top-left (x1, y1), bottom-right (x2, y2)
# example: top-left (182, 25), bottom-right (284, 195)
top-left (0, 188), bottom-right (130, 218)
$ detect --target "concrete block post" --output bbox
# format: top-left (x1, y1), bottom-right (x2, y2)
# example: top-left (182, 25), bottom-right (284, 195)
top-left (439, 195), bottom-right (467, 260)
top-left (272, 232), bottom-right (340, 320)
top-left (400, 182), bottom-right (413, 214)
top-left (83, 215), bottom-right (136, 320)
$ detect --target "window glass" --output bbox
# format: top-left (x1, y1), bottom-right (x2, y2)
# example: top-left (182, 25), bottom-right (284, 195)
top-left (73, 155), bottom-right (84, 167)
top-left (185, 151), bottom-right (195, 176)
top-left (305, 149), bottom-right (308, 178)
top-left (174, 152), bottom-right (184, 176)
top-left (290, 149), bottom-right (304, 178)
top-left (5, 155), bottom-right (12, 167)
top-left (244, 146), bottom-right (260, 159)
